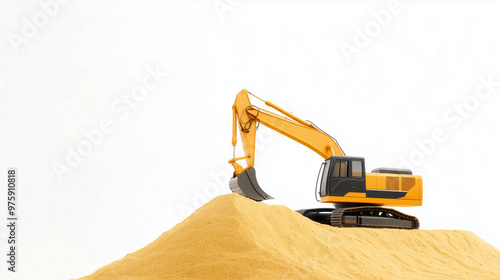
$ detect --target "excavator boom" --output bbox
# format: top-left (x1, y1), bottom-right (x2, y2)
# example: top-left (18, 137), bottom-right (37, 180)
top-left (229, 89), bottom-right (344, 201)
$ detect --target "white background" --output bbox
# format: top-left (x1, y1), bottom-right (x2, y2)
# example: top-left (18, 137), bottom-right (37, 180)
top-left (0, 1), bottom-right (499, 279)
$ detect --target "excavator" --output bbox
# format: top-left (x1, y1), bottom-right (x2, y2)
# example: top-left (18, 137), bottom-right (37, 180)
top-left (228, 89), bottom-right (423, 229)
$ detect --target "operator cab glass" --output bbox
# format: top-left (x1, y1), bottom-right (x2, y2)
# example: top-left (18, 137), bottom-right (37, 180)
top-left (352, 160), bottom-right (363, 177)
top-left (332, 160), bottom-right (349, 178)
top-left (319, 160), bottom-right (330, 196)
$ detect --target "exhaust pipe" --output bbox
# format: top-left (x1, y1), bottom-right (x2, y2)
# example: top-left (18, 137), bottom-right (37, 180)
top-left (229, 168), bottom-right (274, 201)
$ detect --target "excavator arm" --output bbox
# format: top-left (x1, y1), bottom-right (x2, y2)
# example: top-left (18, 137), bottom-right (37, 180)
top-left (229, 89), bottom-right (344, 201)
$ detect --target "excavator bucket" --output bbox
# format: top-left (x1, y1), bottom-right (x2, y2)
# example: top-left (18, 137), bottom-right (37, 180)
top-left (229, 168), bottom-right (274, 201)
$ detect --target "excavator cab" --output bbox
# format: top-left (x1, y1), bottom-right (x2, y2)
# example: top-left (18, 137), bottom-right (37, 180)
top-left (319, 156), bottom-right (367, 198)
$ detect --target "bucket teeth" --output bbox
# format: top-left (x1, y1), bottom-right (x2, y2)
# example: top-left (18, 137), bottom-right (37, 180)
top-left (229, 168), bottom-right (274, 201)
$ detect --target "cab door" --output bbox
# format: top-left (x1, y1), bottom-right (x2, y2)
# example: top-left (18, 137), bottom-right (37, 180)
top-left (349, 158), bottom-right (366, 193)
top-left (330, 158), bottom-right (351, 196)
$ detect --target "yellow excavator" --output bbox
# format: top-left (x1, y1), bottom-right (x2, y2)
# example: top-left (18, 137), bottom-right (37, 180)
top-left (229, 89), bottom-right (423, 229)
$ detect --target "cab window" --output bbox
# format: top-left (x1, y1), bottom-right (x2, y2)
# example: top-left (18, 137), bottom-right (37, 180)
top-left (352, 160), bottom-right (363, 177)
top-left (320, 160), bottom-right (330, 195)
top-left (332, 160), bottom-right (349, 178)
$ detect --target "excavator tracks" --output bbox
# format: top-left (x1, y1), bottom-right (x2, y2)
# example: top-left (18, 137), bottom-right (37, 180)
top-left (297, 207), bottom-right (419, 229)
top-left (330, 207), bottom-right (419, 229)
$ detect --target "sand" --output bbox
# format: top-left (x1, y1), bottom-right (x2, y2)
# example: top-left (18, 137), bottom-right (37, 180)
top-left (75, 194), bottom-right (500, 280)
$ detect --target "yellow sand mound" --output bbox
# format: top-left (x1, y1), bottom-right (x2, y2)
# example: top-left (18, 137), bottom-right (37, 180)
top-left (76, 194), bottom-right (500, 280)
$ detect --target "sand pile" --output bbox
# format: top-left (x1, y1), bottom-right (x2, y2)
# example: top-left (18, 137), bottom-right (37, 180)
top-left (76, 194), bottom-right (500, 280)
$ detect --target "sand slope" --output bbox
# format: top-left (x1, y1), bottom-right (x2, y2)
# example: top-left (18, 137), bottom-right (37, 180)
top-left (76, 194), bottom-right (500, 279)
